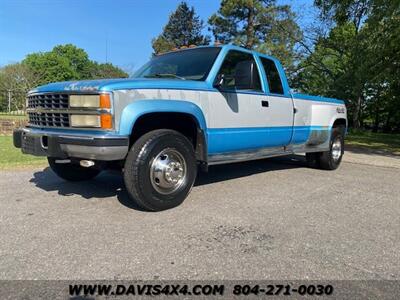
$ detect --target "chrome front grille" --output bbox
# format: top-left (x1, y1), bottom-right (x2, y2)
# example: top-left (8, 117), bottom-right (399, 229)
top-left (27, 112), bottom-right (70, 127)
top-left (27, 94), bottom-right (69, 109)
top-left (26, 93), bottom-right (109, 129)
top-left (27, 93), bottom-right (70, 128)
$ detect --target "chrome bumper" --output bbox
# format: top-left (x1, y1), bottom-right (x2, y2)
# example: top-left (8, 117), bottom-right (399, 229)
top-left (13, 127), bottom-right (129, 161)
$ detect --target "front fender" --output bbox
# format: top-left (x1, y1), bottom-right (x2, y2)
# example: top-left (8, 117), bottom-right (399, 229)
top-left (118, 100), bottom-right (207, 135)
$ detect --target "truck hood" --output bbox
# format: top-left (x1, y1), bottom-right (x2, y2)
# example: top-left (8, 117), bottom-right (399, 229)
top-left (29, 78), bottom-right (210, 94)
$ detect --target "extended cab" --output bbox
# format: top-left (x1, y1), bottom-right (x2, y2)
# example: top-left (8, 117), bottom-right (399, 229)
top-left (14, 45), bottom-right (347, 211)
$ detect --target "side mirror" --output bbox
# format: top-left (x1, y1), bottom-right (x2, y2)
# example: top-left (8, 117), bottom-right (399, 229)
top-left (213, 74), bottom-right (225, 88)
top-left (234, 60), bottom-right (258, 90)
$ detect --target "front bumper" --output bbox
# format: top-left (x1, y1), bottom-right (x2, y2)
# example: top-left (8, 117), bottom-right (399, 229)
top-left (13, 127), bottom-right (129, 161)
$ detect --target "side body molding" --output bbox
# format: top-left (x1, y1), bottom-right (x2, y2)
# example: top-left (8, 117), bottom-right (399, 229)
top-left (118, 100), bottom-right (207, 136)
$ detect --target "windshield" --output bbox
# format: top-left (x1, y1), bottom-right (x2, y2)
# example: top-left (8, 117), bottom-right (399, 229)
top-left (133, 47), bottom-right (221, 81)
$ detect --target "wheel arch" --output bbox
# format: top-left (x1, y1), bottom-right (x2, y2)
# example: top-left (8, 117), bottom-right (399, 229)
top-left (331, 118), bottom-right (347, 134)
top-left (119, 100), bottom-right (208, 163)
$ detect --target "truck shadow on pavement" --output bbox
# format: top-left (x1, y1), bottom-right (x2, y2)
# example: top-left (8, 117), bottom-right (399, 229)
top-left (196, 155), bottom-right (307, 185)
top-left (29, 155), bottom-right (307, 211)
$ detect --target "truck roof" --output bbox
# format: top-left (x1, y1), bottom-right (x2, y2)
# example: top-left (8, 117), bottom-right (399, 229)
top-left (159, 44), bottom-right (281, 64)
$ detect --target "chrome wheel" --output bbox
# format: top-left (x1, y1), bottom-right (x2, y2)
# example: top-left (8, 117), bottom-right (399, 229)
top-left (150, 148), bottom-right (187, 195)
top-left (332, 138), bottom-right (342, 161)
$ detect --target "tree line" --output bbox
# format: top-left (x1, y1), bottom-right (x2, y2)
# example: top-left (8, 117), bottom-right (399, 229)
top-left (0, 44), bottom-right (128, 112)
top-left (1, 0), bottom-right (398, 132)
top-left (152, 0), bottom-right (399, 132)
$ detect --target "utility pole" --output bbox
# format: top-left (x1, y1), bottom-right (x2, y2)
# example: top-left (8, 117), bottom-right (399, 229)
top-left (8, 90), bottom-right (11, 113)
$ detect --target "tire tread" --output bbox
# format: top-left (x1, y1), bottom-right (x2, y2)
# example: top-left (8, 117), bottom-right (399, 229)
top-left (123, 129), bottom-right (196, 211)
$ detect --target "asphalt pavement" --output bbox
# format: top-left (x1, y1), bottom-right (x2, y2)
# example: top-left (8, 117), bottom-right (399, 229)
top-left (0, 154), bottom-right (399, 280)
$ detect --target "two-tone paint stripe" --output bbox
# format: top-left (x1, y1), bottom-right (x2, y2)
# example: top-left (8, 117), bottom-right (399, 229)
top-left (207, 125), bottom-right (330, 154)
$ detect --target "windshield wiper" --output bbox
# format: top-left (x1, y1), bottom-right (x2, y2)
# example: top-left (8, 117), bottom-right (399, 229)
top-left (144, 73), bottom-right (186, 80)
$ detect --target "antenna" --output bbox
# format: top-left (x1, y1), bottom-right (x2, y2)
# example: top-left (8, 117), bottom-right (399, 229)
top-left (105, 34), bottom-right (108, 63)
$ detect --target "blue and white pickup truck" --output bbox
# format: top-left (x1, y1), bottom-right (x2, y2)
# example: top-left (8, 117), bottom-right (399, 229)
top-left (14, 45), bottom-right (347, 211)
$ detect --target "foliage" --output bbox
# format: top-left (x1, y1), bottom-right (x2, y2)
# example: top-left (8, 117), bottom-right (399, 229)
top-left (152, 2), bottom-right (210, 54)
top-left (295, 0), bottom-right (399, 131)
top-left (363, 0), bottom-right (400, 132)
top-left (315, 0), bottom-right (371, 30)
top-left (0, 44), bottom-right (128, 112)
top-left (294, 23), bottom-right (359, 101)
top-left (152, 37), bottom-right (176, 55)
top-left (90, 62), bottom-right (129, 79)
top-left (208, 0), bottom-right (302, 76)
top-left (22, 44), bottom-right (128, 86)
top-left (0, 63), bottom-right (41, 92)
top-left (0, 63), bottom-right (40, 111)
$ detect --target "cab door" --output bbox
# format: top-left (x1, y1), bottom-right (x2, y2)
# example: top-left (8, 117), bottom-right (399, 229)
top-left (257, 56), bottom-right (294, 147)
top-left (207, 50), bottom-right (274, 154)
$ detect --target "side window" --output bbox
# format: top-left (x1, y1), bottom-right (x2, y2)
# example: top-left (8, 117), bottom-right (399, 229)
top-left (260, 57), bottom-right (284, 94)
top-left (216, 50), bottom-right (261, 91)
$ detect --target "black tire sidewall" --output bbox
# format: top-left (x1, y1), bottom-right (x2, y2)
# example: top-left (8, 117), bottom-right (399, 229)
top-left (325, 128), bottom-right (344, 170)
top-left (124, 130), bottom-right (197, 211)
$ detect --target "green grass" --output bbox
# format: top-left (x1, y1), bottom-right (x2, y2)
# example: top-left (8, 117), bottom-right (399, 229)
top-left (0, 136), bottom-right (46, 170)
top-left (346, 130), bottom-right (400, 154)
top-left (0, 114), bottom-right (27, 120)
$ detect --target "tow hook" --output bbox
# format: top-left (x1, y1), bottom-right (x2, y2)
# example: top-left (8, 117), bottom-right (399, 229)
top-left (80, 160), bottom-right (95, 168)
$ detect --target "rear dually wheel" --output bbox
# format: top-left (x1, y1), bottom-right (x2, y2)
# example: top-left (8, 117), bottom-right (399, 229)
top-left (307, 126), bottom-right (345, 170)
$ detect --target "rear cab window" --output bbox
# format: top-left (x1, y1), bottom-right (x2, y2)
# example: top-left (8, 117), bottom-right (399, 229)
top-left (259, 57), bottom-right (284, 95)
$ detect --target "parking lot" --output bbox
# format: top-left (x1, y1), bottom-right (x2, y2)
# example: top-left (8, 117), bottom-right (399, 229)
top-left (0, 152), bottom-right (399, 280)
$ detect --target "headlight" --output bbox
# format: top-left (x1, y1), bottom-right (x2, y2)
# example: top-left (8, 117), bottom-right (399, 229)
top-left (70, 95), bottom-right (100, 108)
top-left (69, 94), bottom-right (111, 108)
top-left (69, 94), bottom-right (112, 129)
top-left (70, 114), bottom-right (113, 129)
top-left (70, 115), bottom-right (101, 127)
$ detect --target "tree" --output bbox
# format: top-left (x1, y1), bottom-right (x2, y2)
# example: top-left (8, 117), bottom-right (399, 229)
top-left (22, 44), bottom-right (128, 86)
top-left (295, 22), bottom-right (365, 93)
top-left (23, 51), bottom-right (79, 85)
top-left (0, 63), bottom-right (41, 92)
top-left (315, 0), bottom-right (371, 32)
top-left (89, 62), bottom-right (129, 79)
top-left (152, 1), bottom-right (210, 54)
top-left (311, 0), bottom-right (372, 128)
top-left (208, 0), bottom-right (302, 77)
top-left (295, 21), bottom-right (374, 128)
top-left (296, 0), bottom-right (399, 130)
top-left (362, 0), bottom-right (400, 131)
top-left (52, 44), bottom-right (93, 79)
top-left (0, 63), bottom-right (41, 111)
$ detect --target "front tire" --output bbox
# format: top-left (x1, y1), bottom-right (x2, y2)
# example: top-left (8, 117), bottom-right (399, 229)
top-left (48, 158), bottom-right (101, 181)
top-left (123, 129), bottom-right (197, 211)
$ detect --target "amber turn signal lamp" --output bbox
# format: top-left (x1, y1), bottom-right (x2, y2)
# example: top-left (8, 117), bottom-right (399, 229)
top-left (100, 94), bottom-right (111, 109)
top-left (101, 114), bottom-right (112, 129)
